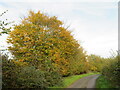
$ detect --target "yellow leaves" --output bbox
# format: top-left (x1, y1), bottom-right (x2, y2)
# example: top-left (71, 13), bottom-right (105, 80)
top-left (23, 37), bottom-right (31, 41)
top-left (13, 60), bottom-right (19, 64)
top-left (19, 47), bottom-right (28, 53)
top-left (54, 53), bottom-right (59, 58)
top-left (53, 63), bottom-right (58, 67)
top-left (7, 10), bottom-right (87, 76)
top-left (19, 59), bottom-right (24, 62)
top-left (91, 66), bottom-right (97, 71)
top-left (13, 60), bottom-right (28, 66)
top-left (25, 53), bottom-right (31, 56)
top-left (62, 69), bottom-right (67, 75)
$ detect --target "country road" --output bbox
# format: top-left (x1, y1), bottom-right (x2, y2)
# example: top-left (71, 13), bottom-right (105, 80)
top-left (67, 74), bottom-right (100, 88)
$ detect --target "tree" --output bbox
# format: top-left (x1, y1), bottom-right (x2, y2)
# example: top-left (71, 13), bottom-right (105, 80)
top-left (70, 47), bottom-right (88, 75)
top-left (0, 10), bottom-right (12, 35)
top-left (7, 10), bottom-right (82, 76)
top-left (88, 54), bottom-right (105, 72)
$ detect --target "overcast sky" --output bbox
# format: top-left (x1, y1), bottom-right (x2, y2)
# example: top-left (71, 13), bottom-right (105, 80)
top-left (0, 0), bottom-right (119, 58)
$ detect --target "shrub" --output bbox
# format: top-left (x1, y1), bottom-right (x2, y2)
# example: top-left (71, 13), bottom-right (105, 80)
top-left (2, 54), bottom-right (63, 88)
top-left (16, 66), bottom-right (63, 88)
top-left (102, 55), bottom-right (120, 88)
top-left (2, 54), bottom-right (19, 88)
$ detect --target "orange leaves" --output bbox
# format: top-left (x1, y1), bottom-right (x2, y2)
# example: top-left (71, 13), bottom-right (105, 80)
top-left (54, 53), bottom-right (59, 58)
top-left (19, 59), bottom-right (24, 62)
top-left (7, 10), bottom-right (87, 76)
top-left (13, 60), bottom-right (28, 66)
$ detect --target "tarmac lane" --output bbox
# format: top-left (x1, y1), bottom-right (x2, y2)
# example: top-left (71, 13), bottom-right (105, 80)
top-left (67, 74), bottom-right (100, 89)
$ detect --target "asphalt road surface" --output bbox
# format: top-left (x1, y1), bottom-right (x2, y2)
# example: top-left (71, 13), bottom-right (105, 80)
top-left (67, 74), bottom-right (100, 88)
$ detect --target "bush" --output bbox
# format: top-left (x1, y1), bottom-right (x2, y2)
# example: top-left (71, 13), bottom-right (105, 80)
top-left (102, 55), bottom-right (120, 88)
top-left (2, 54), bottom-right (18, 87)
top-left (2, 54), bottom-right (63, 88)
top-left (16, 66), bottom-right (63, 88)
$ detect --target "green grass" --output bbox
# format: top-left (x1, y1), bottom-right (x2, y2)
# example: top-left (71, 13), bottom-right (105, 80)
top-left (96, 75), bottom-right (114, 88)
top-left (63, 72), bottom-right (98, 88)
top-left (50, 72), bottom-right (99, 88)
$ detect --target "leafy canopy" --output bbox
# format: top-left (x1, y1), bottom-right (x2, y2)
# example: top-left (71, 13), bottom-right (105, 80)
top-left (7, 10), bottom-right (84, 76)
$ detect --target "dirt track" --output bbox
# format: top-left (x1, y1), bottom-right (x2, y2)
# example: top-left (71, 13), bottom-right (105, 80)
top-left (67, 74), bottom-right (100, 88)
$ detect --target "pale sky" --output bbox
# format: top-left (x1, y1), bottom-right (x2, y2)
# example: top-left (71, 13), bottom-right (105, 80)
top-left (0, 0), bottom-right (119, 58)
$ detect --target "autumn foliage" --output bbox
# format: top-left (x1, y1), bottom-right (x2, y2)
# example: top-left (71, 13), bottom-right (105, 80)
top-left (7, 11), bottom-right (86, 76)
top-left (87, 54), bottom-right (106, 72)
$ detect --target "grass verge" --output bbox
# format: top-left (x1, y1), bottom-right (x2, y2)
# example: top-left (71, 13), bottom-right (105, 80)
top-left (96, 75), bottom-right (114, 88)
top-left (51, 72), bottom-right (99, 88)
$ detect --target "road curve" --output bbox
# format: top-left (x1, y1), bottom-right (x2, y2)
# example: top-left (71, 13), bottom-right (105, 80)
top-left (67, 74), bottom-right (100, 88)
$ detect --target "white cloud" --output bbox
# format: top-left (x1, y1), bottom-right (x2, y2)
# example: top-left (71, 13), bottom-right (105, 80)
top-left (70, 17), bottom-right (118, 57)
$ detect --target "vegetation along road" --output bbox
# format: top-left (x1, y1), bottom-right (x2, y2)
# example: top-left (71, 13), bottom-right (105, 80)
top-left (68, 74), bottom-right (100, 88)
